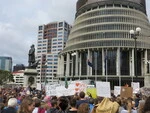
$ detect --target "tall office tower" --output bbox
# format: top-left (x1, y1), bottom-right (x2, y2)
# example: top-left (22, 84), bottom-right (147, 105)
top-left (37, 21), bottom-right (71, 83)
top-left (57, 0), bottom-right (150, 88)
top-left (0, 56), bottom-right (12, 72)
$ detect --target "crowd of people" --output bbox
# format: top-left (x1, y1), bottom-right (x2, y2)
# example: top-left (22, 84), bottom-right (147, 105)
top-left (0, 86), bottom-right (150, 113)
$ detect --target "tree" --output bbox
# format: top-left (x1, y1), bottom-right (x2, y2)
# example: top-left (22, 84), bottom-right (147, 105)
top-left (0, 70), bottom-right (14, 85)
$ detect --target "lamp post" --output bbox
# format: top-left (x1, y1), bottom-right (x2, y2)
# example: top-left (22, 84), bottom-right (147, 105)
top-left (129, 27), bottom-right (141, 78)
top-left (71, 52), bottom-right (76, 80)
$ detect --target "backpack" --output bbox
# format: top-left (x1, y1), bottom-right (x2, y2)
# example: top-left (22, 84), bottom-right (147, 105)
top-left (38, 107), bottom-right (46, 113)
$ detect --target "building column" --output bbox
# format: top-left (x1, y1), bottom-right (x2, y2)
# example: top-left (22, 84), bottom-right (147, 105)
top-left (132, 48), bottom-right (135, 76)
top-left (144, 49), bottom-right (148, 75)
top-left (116, 48), bottom-right (120, 76)
top-left (75, 51), bottom-right (79, 76)
top-left (79, 52), bottom-right (82, 78)
top-left (57, 56), bottom-right (61, 76)
top-left (102, 48), bottom-right (105, 76)
top-left (129, 51), bottom-right (132, 76)
top-left (66, 53), bottom-right (70, 76)
top-left (60, 55), bottom-right (64, 76)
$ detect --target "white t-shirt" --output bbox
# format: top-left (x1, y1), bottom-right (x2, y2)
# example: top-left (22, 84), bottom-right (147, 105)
top-left (121, 109), bottom-right (137, 113)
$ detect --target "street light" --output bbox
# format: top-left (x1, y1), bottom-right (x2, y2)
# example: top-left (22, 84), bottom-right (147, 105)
top-left (129, 27), bottom-right (141, 78)
top-left (71, 52), bottom-right (76, 80)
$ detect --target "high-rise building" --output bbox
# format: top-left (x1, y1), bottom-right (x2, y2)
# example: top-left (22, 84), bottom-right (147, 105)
top-left (0, 56), bottom-right (12, 72)
top-left (37, 21), bottom-right (71, 83)
top-left (57, 0), bottom-right (150, 88)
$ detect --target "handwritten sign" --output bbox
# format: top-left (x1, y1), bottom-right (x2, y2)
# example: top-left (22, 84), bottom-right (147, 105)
top-left (45, 84), bottom-right (60, 96)
top-left (96, 81), bottom-right (111, 98)
top-left (36, 83), bottom-right (41, 90)
top-left (114, 86), bottom-right (121, 96)
top-left (131, 82), bottom-right (140, 93)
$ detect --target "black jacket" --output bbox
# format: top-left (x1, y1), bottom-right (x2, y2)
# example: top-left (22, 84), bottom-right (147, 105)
top-left (2, 107), bottom-right (17, 113)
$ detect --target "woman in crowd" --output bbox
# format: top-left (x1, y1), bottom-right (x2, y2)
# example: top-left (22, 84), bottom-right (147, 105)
top-left (142, 96), bottom-right (150, 113)
top-left (67, 98), bottom-right (77, 113)
top-left (57, 96), bottom-right (69, 113)
top-left (120, 98), bottom-right (137, 113)
top-left (18, 97), bottom-right (35, 113)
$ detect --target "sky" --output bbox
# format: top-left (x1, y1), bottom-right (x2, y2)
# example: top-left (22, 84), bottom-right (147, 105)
top-left (0, 0), bottom-right (150, 66)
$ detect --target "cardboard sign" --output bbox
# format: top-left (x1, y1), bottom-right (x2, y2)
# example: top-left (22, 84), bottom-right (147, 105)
top-left (120, 87), bottom-right (133, 98)
top-left (96, 81), bottom-right (111, 98)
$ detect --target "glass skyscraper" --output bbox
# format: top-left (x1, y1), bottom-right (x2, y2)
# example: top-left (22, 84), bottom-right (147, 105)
top-left (0, 56), bottom-right (12, 72)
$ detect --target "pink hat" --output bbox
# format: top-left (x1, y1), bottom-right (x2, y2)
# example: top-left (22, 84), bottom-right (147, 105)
top-left (44, 96), bottom-right (51, 102)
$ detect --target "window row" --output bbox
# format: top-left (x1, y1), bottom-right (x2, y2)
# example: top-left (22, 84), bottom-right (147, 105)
top-left (73, 16), bottom-right (148, 31)
top-left (76, 9), bottom-right (146, 23)
top-left (65, 40), bottom-right (149, 51)
top-left (71, 24), bottom-right (140, 36)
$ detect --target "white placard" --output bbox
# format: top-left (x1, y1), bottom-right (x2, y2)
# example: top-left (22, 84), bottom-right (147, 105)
top-left (114, 86), bottom-right (121, 96)
top-left (96, 81), bottom-right (111, 98)
top-left (45, 84), bottom-right (60, 96)
top-left (36, 83), bottom-right (41, 90)
top-left (56, 85), bottom-right (75, 97)
top-left (131, 82), bottom-right (140, 93)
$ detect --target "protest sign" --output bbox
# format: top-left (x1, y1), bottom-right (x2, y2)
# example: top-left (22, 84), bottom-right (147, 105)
top-left (114, 86), bottom-right (121, 96)
top-left (36, 83), bottom-right (41, 90)
top-left (131, 82), bottom-right (140, 93)
top-left (45, 84), bottom-right (60, 96)
top-left (96, 81), bottom-right (111, 98)
top-left (120, 87), bottom-right (133, 98)
top-left (86, 88), bottom-right (97, 98)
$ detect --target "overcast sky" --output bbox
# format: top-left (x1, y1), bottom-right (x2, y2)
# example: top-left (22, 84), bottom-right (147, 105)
top-left (0, 0), bottom-right (150, 66)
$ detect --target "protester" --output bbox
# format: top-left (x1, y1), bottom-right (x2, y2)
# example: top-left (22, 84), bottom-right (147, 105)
top-left (2, 98), bottom-right (18, 113)
top-left (89, 98), bottom-right (94, 113)
top-left (57, 96), bottom-right (69, 113)
top-left (67, 98), bottom-right (77, 113)
top-left (120, 98), bottom-right (137, 113)
top-left (32, 98), bottom-right (47, 113)
top-left (142, 96), bottom-right (150, 113)
top-left (76, 91), bottom-right (89, 108)
top-left (77, 103), bottom-right (89, 113)
top-left (18, 97), bottom-right (35, 113)
top-left (47, 99), bottom-right (58, 113)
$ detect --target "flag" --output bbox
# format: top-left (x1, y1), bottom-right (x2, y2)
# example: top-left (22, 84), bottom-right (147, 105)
top-left (88, 59), bottom-right (93, 67)
top-left (65, 76), bottom-right (68, 89)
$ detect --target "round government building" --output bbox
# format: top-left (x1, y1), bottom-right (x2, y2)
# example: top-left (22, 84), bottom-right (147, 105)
top-left (57, 0), bottom-right (150, 88)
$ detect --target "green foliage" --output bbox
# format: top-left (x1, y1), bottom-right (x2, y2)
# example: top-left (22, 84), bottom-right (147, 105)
top-left (0, 70), bottom-right (14, 85)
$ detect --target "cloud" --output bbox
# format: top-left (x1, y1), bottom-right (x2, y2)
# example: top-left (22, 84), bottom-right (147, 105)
top-left (0, 0), bottom-right (150, 68)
